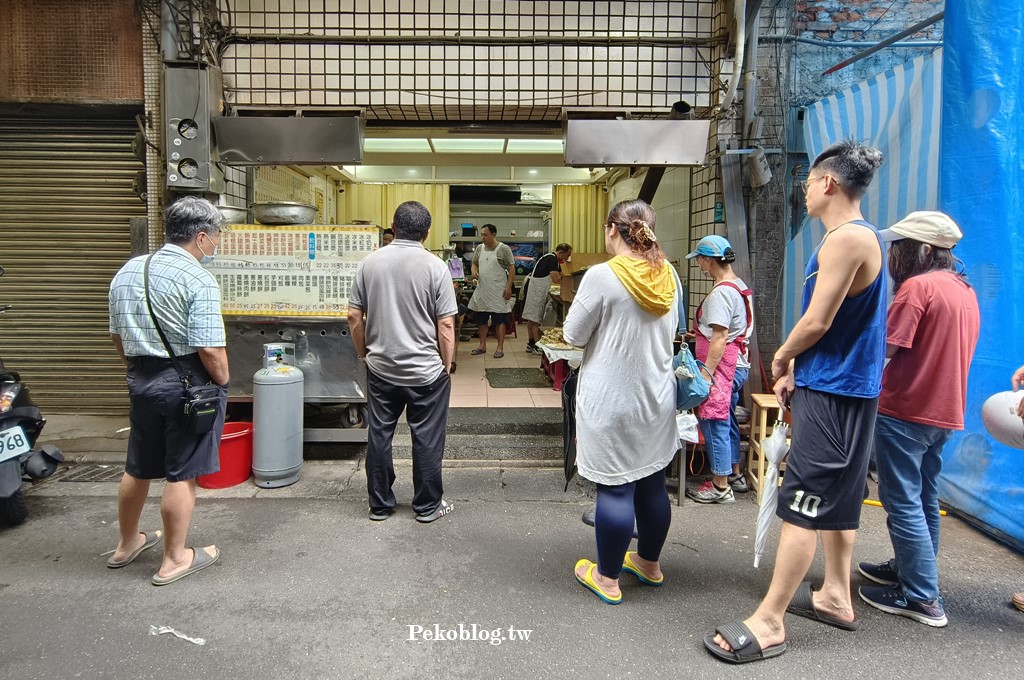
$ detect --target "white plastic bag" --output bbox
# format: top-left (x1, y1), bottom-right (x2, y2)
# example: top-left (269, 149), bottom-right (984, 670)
top-left (676, 411), bottom-right (700, 444)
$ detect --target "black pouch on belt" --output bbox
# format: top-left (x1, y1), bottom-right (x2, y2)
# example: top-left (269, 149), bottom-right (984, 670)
top-left (182, 384), bottom-right (221, 435)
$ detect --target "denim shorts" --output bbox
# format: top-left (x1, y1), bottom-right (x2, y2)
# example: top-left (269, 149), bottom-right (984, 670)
top-left (699, 418), bottom-right (733, 476)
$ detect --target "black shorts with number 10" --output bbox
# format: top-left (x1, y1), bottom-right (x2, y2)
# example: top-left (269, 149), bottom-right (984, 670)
top-left (775, 387), bottom-right (878, 531)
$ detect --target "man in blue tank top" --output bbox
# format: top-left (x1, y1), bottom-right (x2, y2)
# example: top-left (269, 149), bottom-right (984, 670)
top-left (706, 141), bottom-right (886, 664)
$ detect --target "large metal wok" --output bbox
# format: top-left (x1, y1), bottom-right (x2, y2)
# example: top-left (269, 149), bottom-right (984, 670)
top-left (251, 201), bottom-right (317, 225)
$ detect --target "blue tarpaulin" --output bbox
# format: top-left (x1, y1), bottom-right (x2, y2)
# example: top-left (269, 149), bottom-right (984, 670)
top-left (937, 1), bottom-right (1024, 548)
top-left (780, 1), bottom-right (1024, 548)
top-left (783, 49), bottom-right (943, 335)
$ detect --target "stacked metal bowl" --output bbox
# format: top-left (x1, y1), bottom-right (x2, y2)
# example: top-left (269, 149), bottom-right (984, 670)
top-left (215, 205), bottom-right (249, 224)
top-left (250, 202), bottom-right (317, 225)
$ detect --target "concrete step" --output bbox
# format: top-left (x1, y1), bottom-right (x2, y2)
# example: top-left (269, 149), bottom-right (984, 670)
top-left (302, 406), bottom-right (564, 436)
top-left (391, 432), bottom-right (564, 460)
top-left (395, 407), bottom-right (563, 437)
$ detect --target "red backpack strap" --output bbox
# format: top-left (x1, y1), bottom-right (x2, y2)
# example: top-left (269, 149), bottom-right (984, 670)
top-left (694, 281), bottom-right (755, 340)
top-left (715, 281), bottom-right (754, 349)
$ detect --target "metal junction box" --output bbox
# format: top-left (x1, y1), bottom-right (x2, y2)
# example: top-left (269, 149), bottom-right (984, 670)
top-left (163, 63), bottom-right (225, 193)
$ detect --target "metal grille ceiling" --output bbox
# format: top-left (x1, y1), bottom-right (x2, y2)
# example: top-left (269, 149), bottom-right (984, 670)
top-left (212, 0), bottom-right (724, 122)
top-left (0, 119), bottom-right (144, 413)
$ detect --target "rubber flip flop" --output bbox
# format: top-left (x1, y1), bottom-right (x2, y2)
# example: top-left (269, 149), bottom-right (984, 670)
top-left (470, 349), bottom-right (486, 355)
top-left (106, 530), bottom-right (163, 568)
top-left (704, 620), bottom-right (787, 664)
top-left (786, 581), bottom-right (860, 630)
top-left (622, 551), bottom-right (664, 586)
top-left (151, 546), bottom-right (220, 586)
top-left (574, 559), bottom-right (622, 605)
top-left (493, 351), bottom-right (504, 358)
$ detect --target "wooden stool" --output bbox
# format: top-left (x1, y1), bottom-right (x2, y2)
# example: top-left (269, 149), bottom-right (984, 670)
top-left (746, 393), bottom-right (789, 504)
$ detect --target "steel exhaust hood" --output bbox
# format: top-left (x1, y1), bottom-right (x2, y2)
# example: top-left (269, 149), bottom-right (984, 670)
top-left (213, 114), bottom-right (364, 164)
top-left (564, 118), bottom-right (710, 167)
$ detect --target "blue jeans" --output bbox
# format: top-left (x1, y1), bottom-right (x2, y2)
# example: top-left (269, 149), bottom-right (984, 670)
top-left (701, 367), bottom-right (749, 476)
top-left (729, 368), bottom-right (749, 467)
top-left (874, 413), bottom-right (952, 603)
top-left (699, 419), bottom-right (732, 476)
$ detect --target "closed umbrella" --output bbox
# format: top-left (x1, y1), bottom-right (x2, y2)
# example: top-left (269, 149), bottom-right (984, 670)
top-left (561, 369), bottom-right (580, 491)
top-left (754, 421), bottom-right (791, 568)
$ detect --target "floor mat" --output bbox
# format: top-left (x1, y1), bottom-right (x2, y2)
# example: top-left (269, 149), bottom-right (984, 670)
top-left (485, 368), bottom-right (552, 389)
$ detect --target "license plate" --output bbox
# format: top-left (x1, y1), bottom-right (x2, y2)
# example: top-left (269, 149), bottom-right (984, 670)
top-left (0, 425), bottom-right (30, 463)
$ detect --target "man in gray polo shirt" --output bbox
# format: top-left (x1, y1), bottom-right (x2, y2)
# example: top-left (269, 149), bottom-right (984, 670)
top-left (348, 201), bottom-right (458, 523)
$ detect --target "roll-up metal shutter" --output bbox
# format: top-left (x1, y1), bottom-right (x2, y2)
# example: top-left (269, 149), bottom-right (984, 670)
top-left (0, 118), bottom-right (145, 413)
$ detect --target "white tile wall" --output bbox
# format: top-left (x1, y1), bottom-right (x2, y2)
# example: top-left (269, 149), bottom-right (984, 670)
top-left (606, 168), bottom-right (691, 266)
top-left (221, 0), bottom-right (719, 116)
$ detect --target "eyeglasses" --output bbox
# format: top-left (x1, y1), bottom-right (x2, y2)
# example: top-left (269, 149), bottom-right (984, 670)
top-left (800, 175), bottom-right (839, 192)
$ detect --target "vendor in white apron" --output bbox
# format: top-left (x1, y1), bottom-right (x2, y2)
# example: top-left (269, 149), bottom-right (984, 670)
top-left (523, 243), bottom-right (572, 354)
top-left (467, 224), bottom-right (516, 358)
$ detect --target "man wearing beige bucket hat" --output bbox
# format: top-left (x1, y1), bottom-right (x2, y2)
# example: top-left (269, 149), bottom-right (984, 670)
top-left (857, 211), bottom-right (980, 627)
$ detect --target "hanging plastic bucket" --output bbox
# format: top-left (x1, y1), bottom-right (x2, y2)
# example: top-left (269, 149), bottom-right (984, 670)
top-left (197, 422), bottom-right (253, 489)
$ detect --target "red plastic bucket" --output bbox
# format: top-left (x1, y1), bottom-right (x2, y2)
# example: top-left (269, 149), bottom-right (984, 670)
top-left (197, 421), bottom-right (253, 489)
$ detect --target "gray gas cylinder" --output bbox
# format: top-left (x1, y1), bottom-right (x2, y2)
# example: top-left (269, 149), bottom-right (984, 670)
top-left (252, 364), bottom-right (304, 488)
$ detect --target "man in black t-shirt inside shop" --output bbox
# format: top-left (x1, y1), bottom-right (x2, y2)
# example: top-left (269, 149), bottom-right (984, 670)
top-left (523, 243), bottom-right (572, 354)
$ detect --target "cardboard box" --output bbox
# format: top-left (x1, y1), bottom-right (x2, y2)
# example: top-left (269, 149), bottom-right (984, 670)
top-left (558, 252), bottom-right (612, 302)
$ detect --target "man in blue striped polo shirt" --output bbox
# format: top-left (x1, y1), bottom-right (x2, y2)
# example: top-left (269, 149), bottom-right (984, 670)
top-left (106, 195), bottom-right (229, 586)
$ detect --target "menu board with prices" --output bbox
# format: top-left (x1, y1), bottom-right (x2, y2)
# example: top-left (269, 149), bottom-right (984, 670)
top-left (206, 225), bottom-right (378, 317)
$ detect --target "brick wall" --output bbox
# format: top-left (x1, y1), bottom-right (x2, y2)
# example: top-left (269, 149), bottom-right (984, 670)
top-left (0, 0), bottom-right (143, 104)
top-left (792, 0), bottom-right (943, 104)
top-left (795, 0), bottom-right (943, 42)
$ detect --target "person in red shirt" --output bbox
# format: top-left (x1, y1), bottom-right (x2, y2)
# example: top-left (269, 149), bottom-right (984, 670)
top-left (857, 211), bottom-right (980, 627)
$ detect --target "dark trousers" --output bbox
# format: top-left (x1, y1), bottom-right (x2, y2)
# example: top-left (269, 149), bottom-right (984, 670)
top-left (366, 370), bottom-right (451, 516)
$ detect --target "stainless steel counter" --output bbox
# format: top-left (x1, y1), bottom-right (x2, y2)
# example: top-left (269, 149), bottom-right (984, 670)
top-left (224, 317), bottom-right (367, 443)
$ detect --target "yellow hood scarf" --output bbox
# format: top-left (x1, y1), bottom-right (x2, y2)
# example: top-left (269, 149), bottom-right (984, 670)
top-left (607, 255), bottom-right (676, 316)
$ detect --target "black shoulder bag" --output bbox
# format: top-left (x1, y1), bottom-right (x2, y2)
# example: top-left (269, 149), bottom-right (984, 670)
top-left (143, 255), bottom-right (222, 434)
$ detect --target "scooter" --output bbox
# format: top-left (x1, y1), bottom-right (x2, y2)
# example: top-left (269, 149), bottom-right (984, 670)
top-left (0, 264), bottom-right (64, 526)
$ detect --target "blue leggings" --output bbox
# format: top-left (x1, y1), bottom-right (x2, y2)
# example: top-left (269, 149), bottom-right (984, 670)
top-left (594, 467), bottom-right (672, 579)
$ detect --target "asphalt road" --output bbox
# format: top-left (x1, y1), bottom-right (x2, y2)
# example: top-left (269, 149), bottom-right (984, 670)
top-left (2, 463), bottom-right (1023, 680)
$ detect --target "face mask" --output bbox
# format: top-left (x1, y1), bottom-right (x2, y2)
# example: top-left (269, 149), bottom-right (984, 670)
top-left (198, 238), bottom-right (217, 265)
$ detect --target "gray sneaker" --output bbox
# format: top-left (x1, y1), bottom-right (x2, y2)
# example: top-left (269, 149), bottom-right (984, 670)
top-left (859, 585), bottom-right (948, 627)
top-left (858, 558), bottom-right (899, 586)
top-left (728, 472), bottom-right (749, 493)
top-left (686, 480), bottom-right (735, 504)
